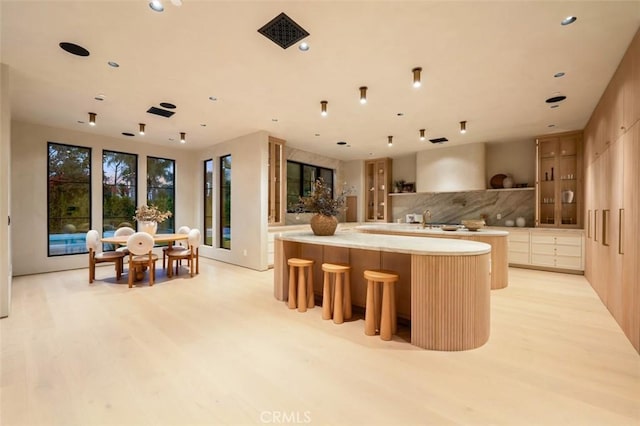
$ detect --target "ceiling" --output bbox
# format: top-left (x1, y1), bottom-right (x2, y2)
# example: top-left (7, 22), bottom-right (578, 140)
top-left (1, 1), bottom-right (639, 161)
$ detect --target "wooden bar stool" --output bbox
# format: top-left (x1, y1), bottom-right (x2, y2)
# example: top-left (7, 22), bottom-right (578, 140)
top-left (321, 263), bottom-right (352, 324)
top-left (363, 270), bottom-right (399, 341)
top-left (287, 258), bottom-right (315, 312)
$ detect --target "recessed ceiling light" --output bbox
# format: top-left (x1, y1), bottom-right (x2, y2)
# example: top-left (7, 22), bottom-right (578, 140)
top-left (548, 124), bottom-right (556, 128)
top-left (397, 112), bottom-right (404, 117)
top-left (77, 120), bottom-right (85, 124)
top-left (94, 94), bottom-right (105, 101)
top-left (315, 133), bottom-right (320, 137)
top-left (272, 118), bottom-right (279, 122)
top-left (149, 1), bottom-right (164, 12)
top-left (299, 42), bottom-right (310, 51)
top-left (545, 95), bottom-right (567, 103)
top-left (554, 72), bottom-right (565, 78)
top-left (200, 124), bottom-right (207, 127)
top-left (107, 61), bottom-right (119, 68)
top-left (122, 132), bottom-right (135, 137)
top-left (160, 102), bottom-right (176, 109)
top-left (561, 16), bottom-right (577, 26)
top-left (337, 141), bottom-right (347, 145)
top-left (209, 96), bottom-right (218, 102)
top-left (59, 42), bottom-right (90, 57)
top-left (550, 105), bottom-right (560, 109)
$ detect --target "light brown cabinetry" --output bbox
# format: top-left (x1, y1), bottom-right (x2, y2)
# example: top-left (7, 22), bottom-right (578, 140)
top-left (268, 137), bottom-right (285, 225)
top-left (535, 131), bottom-right (582, 228)
top-left (583, 28), bottom-right (640, 354)
top-left (364, 158), bottom-right (392, 222)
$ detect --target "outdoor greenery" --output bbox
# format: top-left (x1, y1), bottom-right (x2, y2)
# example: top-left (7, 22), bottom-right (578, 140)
top-left (103, 151), bottom-right (137, 231)
top-left (147, 157), bottom-right (175, 233)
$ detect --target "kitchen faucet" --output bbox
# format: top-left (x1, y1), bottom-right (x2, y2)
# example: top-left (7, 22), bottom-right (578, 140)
top-left (422, 209), bottom-right (431, 228)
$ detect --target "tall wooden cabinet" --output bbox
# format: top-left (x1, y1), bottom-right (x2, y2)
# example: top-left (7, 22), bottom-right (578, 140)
top-left (535, 131), bottom-right (583, 228)
top-left (583, 28), bottom-right (640, 353)
top-left (364, 158), bottom-right (392, 222)
top-left (268, 137), bottom-right (285, 225)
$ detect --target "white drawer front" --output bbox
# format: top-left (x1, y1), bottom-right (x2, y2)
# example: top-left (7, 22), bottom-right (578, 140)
top-left (509, 241), bottom-right (530, 253)
top-left (509, 252), bottom-right (530, 264)
top-left (555, 244), bottom-right (581, 257)
top-left (555, 255), bottom-right (582, 270)
top-left (531, 253), bottom-right (556, 267)
top-left (508, 231), bottom-right (530, 243)
top-left (531, 243), bottom-right (556, 255)
top-left (531, 233), bottom-right (582, 246)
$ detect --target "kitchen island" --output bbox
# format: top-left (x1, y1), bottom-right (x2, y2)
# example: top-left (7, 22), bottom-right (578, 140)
top-left (274, 231), bottom-right (491, 351)
top-left (356, 224), bottom-right (509, 289)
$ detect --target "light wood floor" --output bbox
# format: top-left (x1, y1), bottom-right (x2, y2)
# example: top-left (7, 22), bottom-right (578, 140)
top-left (1, 260), bottom-right (639, 425)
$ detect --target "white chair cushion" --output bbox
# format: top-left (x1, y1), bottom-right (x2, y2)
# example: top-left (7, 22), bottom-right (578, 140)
top-left (187, 228), bottom-right (201, 249)
top-left (86, 230), bottom-right (100, 251)
top-left (126, 232), bottom-right (154, 256)
top-left (114, 226), bottom-right (135, 237)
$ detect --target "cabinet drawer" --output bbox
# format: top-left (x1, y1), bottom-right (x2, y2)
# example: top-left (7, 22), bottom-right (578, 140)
top-left (531, 234), bottom-right (582, 246)
top-left (555, 255), bottom-right (582, 270)
top-left (555, 245), bottom-right (581, 257)
top-left (509, 252), bottom-right (530, 264)
top-left (531, 243), bottom-right (555, 255)
top-left (509, 241), bottom-right (530, 253)
top-left (507, 231), bottom-right (530, 243)
top-left (531, 254), bottom-right (556, 267)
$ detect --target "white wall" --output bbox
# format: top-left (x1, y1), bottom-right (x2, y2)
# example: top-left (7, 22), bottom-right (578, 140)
top-left (196, 131), bottom-right (270, 271)
top-left (416, 143), bottom-right (486, 192)
top-left (0, 63), bottom-right (12, 317)
top-left (391, 153), bottom-right (417, 186)
top-left (10, 121), bottom-right (198, 276)
top-left (485, 140), bottom-right (536, 187)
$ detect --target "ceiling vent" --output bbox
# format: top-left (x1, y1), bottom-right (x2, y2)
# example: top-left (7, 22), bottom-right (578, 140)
top-left (429, 137), bottom-right (448, 144)
top-left (258, 12), bottom-right (310, 49)
top-left (146, 106), bottom-right (175, 118)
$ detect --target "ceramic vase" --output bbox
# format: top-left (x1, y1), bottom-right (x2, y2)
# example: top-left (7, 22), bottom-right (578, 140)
top-left (562, 190), bottom-right (574, 204)
top-left (139, 220), bottom-right (157, 235)
top-left (516, 217), bottom-right (526, 227)
top-left (310, 214), bottom-right (338, 236)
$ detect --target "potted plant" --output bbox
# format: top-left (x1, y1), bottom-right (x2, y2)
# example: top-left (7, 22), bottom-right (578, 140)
top-left (297, 178), bottom-right (347, 236)
top-left (133, 204), bottom-right (172, 235)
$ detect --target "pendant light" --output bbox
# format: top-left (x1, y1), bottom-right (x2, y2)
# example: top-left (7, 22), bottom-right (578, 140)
top-left (419, 129), bottom-right (426, 141)
top-left (412, 67), bottom-right (422, 88)
top-left (388, 135), bottom-right (393, 147)
top-left (320, 100), bottom-right (328, 116)
top-left (180, 132), bottom-right (186, 144)
top-left (460, 121), bottom-right (467, 134)
top-left (359, 86), bottom-right (368, 104)
top-left (88, 112), bottom-right (96, 126)
top-left (139, 123), bottom-right (146, 135)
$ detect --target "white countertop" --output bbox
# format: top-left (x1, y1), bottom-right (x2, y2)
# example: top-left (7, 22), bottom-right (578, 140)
top-left (356, 223), bottom-right (509, 237)
top-left (275, 231), bottom-right (491, 256)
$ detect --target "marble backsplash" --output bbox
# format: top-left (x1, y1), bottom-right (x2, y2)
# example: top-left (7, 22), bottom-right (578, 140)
top-left (391, 189), bottom-right (535, 227)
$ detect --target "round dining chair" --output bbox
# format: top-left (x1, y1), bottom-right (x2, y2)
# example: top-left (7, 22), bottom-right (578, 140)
top-left (166, 228), bottom-right (201, 278)
top-left (126, 232), bottom-right (158, 288)
top-left (86, 229), bottom-right (125, 284)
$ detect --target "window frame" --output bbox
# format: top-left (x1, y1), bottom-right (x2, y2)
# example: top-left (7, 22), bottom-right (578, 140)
top-left (146, 156), bottom-right (176, 234)
top-left (47, 141), bottom-right (92, 257)
top-left (219, 154), bottom-right (231, 250)
top-left (204, 159), bottom-right (213, 246)
top-left (102, 149), bottom-right (138, 236)
top-left (286, 160), bottom-right (334, 212)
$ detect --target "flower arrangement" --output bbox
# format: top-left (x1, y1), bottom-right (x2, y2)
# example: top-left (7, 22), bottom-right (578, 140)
top-left (133, 204), bottom-right (172, 223)
top-left (297, 177), bottom-right (347, 217)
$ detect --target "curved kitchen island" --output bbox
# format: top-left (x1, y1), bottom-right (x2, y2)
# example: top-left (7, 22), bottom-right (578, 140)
top-left (274, 232), bottom-right (491, 351)
top-left (356, 224), bottom-right (509, 290)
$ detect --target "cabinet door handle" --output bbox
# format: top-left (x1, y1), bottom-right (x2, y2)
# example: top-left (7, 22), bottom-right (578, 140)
top-left (619, 209), bottom-right (624, 255)
top-left (594, 210), bottom-right (598, 242)
top-left (587, 210), bottom-right (591, 239)
top-left (602, 209), bottom-right (609, 246)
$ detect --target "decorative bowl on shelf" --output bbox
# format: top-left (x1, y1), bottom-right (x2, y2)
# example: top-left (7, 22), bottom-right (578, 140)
top-left (462, 219), bottom-right (486, 231)
top-left (441, 225), bottom-right (459, 231)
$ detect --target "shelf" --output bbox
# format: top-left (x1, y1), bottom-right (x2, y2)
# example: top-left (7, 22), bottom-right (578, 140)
top-left (389, 187), bottom-right (534, 196)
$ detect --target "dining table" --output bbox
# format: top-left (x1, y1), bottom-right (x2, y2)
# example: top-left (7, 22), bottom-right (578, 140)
top-left (101, 233), bottom-right (189, 280)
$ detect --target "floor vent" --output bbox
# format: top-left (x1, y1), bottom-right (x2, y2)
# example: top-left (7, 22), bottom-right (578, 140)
top-left (258, 12), bottom-right (309, 49)
top-left (429, 137), bottom-right (449, 144)
top-left (147, 106), bottom-right (175, 118)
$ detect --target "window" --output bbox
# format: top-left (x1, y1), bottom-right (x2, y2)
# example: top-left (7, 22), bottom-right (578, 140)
top-left (147, 156), bottom-right (175, 234)
top-left (103, 150), bottom-right (137, 237)
top-left (220, 155), bottom-right (231, 249)
top-left (286, 161), bottom-right (334, 211)
top-left (47, 142), bottom-right (91, 256)
top-left (204, 159), bottom-right (213, 246)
